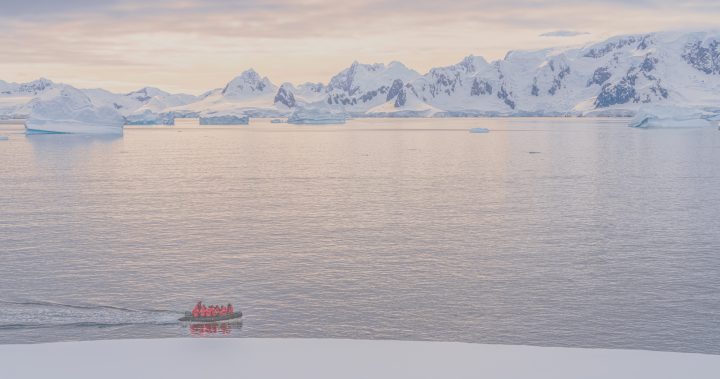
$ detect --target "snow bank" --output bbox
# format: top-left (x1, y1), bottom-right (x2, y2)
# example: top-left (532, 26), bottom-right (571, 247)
top-left (1, 338), bottom-right (719, 379)
top-left (629, 105), bottom-right (716, 128)
top-left (24, 86), bottom-right (124, 135)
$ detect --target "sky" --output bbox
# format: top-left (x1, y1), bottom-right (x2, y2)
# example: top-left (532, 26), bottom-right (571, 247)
top-left (1, 0), bottom-right (719, 94)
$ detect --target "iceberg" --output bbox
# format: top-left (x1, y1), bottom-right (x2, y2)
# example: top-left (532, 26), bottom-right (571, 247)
top-left (270, 119), bottom-right (285, 124)
top-left (469, 127), bottom-right (490, 133)
top-left (287, 105), bottom-right (346, 125)
top-left (628, 105), bottom-right (716, 128)
top-left (125, 109), bottom-right (175, 125)
top-left (24, 86), bottom-right (124, 135)
top-left (198, 111), bottom-right (249, 125)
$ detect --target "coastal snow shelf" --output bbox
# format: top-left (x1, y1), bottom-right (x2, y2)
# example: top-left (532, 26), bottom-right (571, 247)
top-left (24, 86), bottom-right (124, 135)
top-left (2, 338), bottom-right (720, 379)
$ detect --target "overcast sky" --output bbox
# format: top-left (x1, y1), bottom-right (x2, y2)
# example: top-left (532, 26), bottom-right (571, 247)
top-left (1, 0), bottom-right (718, 93)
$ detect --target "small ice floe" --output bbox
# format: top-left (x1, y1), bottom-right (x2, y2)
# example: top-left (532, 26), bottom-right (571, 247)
top-left (529, 151), bottom-right (541, 154)
top-left (270, 119), bottom-right (285, 124)
top-left (0, 135), bottom-right (8, 141)
top-left (469, 127), bottom-right (490, 133)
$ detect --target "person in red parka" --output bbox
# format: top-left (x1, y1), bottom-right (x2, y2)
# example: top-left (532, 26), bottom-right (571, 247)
top-left (192, 301), bottom-right (201, 318)
top-left (219, 305), bottom-right (227, 316)
top-left (227, 303), bottom-right (234, 315)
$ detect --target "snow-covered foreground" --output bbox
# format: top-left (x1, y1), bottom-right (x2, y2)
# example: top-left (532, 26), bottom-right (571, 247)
top-left (2, 338), bottom-right (719, 379)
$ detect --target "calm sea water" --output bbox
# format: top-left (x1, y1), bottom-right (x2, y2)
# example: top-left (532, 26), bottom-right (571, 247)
top-left (1, 118), bottom-right (719, 353)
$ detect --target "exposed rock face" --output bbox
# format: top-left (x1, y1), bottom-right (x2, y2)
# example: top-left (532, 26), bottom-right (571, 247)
top-left (683, 40), bottom-right (720, 75)
top-left (274, 86), bottom-right (296, 108)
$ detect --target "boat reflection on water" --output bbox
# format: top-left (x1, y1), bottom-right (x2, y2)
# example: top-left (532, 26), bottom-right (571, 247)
top-left (188, 321), bottom-right (242, 336)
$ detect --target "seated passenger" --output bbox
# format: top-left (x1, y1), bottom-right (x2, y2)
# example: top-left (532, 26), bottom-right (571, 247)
top-left (227, 303), bottom-right (234, 314)
top-left (220, 306), bottom-right (227, 316)
top-left (192, 302), bottom-right (202, 318)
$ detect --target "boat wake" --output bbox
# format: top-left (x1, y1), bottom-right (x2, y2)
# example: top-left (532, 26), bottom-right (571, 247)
top-left (0, 299), bottom-right (181, 331)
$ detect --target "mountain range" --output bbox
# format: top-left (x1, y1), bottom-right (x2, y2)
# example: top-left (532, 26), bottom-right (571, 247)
top-left (2, 30), bottom-right (720, 122)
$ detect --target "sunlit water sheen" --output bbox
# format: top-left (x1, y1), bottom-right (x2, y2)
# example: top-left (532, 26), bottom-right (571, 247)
top-left (1, 118), bottom-right (719, 353)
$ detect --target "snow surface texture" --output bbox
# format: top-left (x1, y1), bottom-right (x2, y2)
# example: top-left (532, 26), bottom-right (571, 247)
top-left (24, 86), bottom-right (124, 135)
top-left (2, 338), bottom-right (720, 379)
top-left (4, 30), bottom-right (720, 124)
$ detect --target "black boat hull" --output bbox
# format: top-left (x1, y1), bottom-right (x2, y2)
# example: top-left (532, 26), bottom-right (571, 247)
top-left (179, 311), bottom-right (243, 323)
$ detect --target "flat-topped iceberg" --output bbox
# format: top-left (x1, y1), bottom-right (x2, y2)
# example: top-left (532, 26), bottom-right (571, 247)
top-left (25, 86), bottom-right (124, 135)
top-left (287, 105), bottom-right (346, 125)
top-left (198, 111), bottom-right (249, 125)
top-left (125, 109), bottom-right (175, 125)
top-left (629, 105), bottom-right (717, 128)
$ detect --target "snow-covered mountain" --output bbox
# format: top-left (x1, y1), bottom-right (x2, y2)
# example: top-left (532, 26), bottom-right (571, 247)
top-left (174, 30), bottom-right (720, 119)
top-left (0, 78), bottom-right (196, 119)
top-left (5, 30), bottom-right (720, 124)
top-left (167, 69), bottom-right (285, 117)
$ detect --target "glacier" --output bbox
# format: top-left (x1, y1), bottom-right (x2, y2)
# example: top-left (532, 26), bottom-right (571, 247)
top-left (24, 86), bottom-right (125, 135)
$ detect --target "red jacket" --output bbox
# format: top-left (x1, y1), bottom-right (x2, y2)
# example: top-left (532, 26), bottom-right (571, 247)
top-left (227, 305), bottom-right (234, 314)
